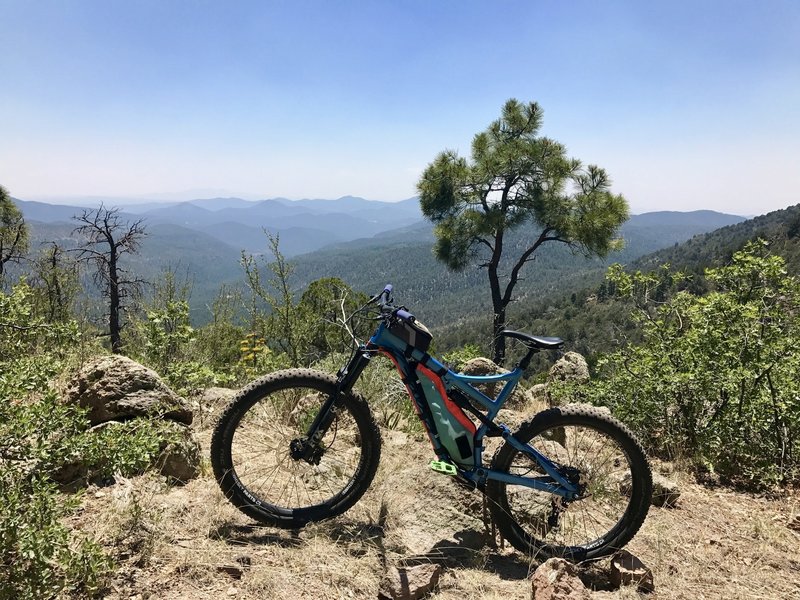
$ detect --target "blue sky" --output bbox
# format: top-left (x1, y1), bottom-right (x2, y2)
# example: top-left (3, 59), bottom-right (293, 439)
top-left (1, 1), bottom-right (798, 214)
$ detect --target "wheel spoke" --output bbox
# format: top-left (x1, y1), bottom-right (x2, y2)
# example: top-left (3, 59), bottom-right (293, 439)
top-left (487, 407), bottom-right (651, 560)
top-left (212, 372), bottom-right (380, 527)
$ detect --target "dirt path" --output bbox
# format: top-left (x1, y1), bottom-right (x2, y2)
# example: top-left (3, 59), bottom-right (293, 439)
top-left (72, 425), bottom-right (800, 600)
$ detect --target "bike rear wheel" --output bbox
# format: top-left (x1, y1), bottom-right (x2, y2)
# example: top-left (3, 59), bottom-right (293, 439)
top-left (487, 405), bottom-right (651, 561)
top-left (211, 368), bottom-right (381, 528)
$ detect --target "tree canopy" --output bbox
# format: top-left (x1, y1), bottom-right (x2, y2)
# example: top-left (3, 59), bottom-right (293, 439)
top-left (0, 185), bottom-right (29, 280)
top-left (417, 99), bottom-right (629, 364)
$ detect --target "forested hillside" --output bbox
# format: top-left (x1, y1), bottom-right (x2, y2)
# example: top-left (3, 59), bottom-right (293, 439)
top-left (13, 199), bottom-right (743, 327)
top-left (291, 210), bottom-right (745, 328)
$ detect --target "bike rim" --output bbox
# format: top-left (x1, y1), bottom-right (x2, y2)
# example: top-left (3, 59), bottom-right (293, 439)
top-left (229, 385), bottom-right (365, 513)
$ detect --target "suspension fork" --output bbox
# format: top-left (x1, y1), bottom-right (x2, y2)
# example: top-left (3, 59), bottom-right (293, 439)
top-left (302, 346), bottom-right (374, 447)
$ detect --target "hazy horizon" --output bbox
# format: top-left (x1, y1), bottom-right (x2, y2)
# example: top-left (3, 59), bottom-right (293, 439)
top-left (12, 192), bottom-right (766, 221)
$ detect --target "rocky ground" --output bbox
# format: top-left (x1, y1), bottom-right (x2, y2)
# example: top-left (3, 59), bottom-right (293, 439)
top-left (67, 385), bottom-right (800, 600)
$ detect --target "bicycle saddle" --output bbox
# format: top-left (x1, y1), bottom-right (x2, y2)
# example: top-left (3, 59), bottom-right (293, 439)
top-left (500, 330), bottom-right (564, 350)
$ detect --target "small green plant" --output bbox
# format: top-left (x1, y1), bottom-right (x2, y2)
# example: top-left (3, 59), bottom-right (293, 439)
top-left (441, 343), bottom-right (483, 371)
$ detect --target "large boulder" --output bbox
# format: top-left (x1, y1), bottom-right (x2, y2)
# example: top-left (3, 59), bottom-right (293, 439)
top-left (65, 355), bottom-right (194, 425)
top-left (547, 352), bottom-right (589, 385)
top-left (546, 352), bottom-right (590, 408)
top-left (59, 355), bottom-right (201, 485)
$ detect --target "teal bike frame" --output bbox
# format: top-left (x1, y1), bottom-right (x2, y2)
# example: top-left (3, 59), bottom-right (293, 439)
top-left (363, 319), bottom-right (580, 500)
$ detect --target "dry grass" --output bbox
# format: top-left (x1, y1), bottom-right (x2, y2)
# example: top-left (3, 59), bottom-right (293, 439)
top-left (69, 400), bottom-right (800, 600)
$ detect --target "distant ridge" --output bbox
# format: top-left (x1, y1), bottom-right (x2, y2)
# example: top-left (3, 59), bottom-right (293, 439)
top-left (632, 203), bottom-right (800, 274)
top-left (14, 195), bottom-right (423, 257)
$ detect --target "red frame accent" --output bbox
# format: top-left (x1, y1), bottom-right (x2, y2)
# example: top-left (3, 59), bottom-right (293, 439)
top-left (416, 363), bottom-right (477, 435)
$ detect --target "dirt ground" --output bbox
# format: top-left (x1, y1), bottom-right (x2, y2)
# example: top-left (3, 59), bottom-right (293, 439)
top-left (70, 406), bottom-right (800, 600)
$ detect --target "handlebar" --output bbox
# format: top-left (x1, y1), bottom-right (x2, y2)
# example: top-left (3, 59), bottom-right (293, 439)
top-left (378, 284), bottom-right (393, 306)
top-left (371, 284), bottom-right (416, 323)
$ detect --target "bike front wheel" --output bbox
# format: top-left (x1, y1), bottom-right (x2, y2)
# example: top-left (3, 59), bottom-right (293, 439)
top-left (487, 405), bottom-right (652, 561)
top-left (211, 368), bottom-right (381, 528)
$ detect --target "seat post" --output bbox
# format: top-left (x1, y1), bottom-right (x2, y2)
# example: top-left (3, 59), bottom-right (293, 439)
top-left (517, 346), bottom-right (538, 371)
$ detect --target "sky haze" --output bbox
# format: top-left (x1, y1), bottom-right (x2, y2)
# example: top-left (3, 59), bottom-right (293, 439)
top-left (1, 1), bottom-right (798, 215)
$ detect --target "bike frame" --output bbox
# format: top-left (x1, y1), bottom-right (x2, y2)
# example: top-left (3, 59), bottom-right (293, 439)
top-left (305, 318), bottom-right (580, 501)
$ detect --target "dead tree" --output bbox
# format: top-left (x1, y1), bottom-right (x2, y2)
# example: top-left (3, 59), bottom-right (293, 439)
top-left (73, 205), bottom-right (147, 353)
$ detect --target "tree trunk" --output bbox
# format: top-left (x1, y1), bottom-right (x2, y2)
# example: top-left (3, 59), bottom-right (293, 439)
top-left (488, 260), bottom-right (507, 365)
top-left (109, 252), bottom-right (122, 354)
top-left (492, 307), bottom-right (507, 365)
top-left (488, 231), bottom-right (506, 366)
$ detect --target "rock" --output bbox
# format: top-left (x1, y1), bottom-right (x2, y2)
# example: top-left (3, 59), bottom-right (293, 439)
top-left (52, 419), bottom-right (201, 485)
top-left (379, 563), bottom-right (444, 600)
top-left (651, 473), bottom-right (681, 507)
top-left (461, 357), bottom-right (503, 377)
top-left (547, 352), bottom-right (590, 385)
top-left (788, 515), bottom-right (800, 532)
top-left (545, 353), bottom-right (590, 408)
top-left (609, 550), bottom-right (654, 592)
top-left (155, 421), bottom-right (201, 483)
top-left (196, 387), bottom-right (237, 413)
top-left (527, 383), bottom-right (549, 405)
top-left (64, 355), bottom-right (193, 425)
top-left (619, 471), bottom-right (681, 507)
top-left (530, 558), bottom-right (590, 600)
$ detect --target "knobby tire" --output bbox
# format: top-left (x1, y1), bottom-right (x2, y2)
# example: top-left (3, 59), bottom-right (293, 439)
top-left (211, 368), bottom-right (381, 528)
top-left (486, 405), bottom-right (652, 561)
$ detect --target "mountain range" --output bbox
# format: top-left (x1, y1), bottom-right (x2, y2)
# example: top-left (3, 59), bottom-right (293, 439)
top-left (11, 195), bottom-right (747, 325)
top-left (15, 196), bottom-right (423, 256)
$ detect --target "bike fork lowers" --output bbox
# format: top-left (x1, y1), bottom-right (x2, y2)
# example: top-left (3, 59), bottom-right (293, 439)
top-left (292, 348), bottom-right (373, 463)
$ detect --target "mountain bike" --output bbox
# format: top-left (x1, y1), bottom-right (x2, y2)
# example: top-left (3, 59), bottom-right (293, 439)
top-left (211, 285), bottom-right (652, 560)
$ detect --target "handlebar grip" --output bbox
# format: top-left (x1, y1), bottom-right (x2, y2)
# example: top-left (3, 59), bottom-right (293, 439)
top-left (378, 284), bottom-right (393, 305)
top-left (395, 308), bottom-right (414, 321)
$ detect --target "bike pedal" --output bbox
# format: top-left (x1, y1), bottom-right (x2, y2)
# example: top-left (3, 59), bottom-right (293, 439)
top-left (429, 460), bottom-right (457, 476)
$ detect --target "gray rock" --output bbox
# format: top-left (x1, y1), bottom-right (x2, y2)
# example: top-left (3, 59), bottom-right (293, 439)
top-left (155, 421), bottom-right (201, 483)
top-left (530, 558), bottom-right (590, 600)
top-left (548, 352), bottom-right (589, 385)
top-left (651, 472), bottom-right (681, 507)
top-left (379, 563), bottom-right (443, 600)
top-left (64, 355), bottom-right (193, 425)
top-left (546, 353), bottom-right (590, 408)
top-left (197, 386), bottom-right (237, 407)
top-left (609, 550), bottom-right (654, 592)
top-left (52, 420), bottom-right (201, 485)
top-left (619, 471), bottom-right (681, 508)
top-left (527, 383), bottom-right (549, 405)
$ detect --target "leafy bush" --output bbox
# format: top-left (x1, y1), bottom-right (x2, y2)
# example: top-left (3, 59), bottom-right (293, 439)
top-left (566, 242), bottom-right (800, 487)
top-left (0, 281), bottom-right (188, 598)
top-left (441, 343), bottom-right (483, 371)
top-left (0, 282), bottom-right (112, 598)
top-left (0, 467), bottom-right (110, 600)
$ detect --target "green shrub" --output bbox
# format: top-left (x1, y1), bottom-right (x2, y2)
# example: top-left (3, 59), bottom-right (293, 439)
top-left (564, 242), bottom-right (800, 487)
top-left (441, 343), bottom-right (483, 371)
top-left (0, 281), bottom-right (182, 598)
top-left (0, 467), bottom-right (111, 600)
